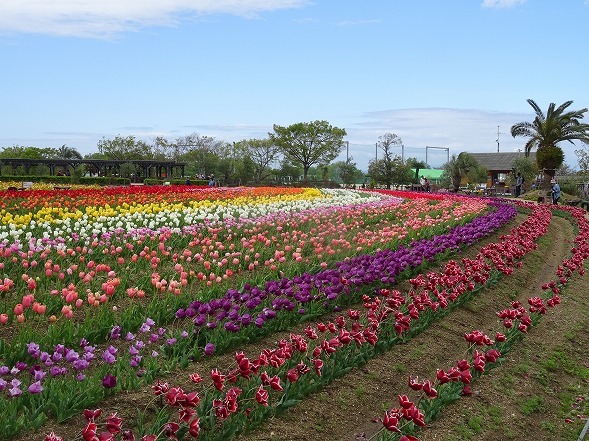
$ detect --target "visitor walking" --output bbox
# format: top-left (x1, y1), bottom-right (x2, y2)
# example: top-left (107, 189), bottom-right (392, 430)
top-left (550, 179), bottom-right (561, 205)
top-left (515, 172), bottom-right (523, 197)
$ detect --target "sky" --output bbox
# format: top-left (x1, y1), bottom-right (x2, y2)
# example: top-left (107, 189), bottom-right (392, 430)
top-left (1, 0), bottom-right (588, 171)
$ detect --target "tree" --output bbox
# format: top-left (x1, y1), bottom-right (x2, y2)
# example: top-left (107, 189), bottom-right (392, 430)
top-left (97, 135), bottom-right (153, 160)
top-left (512, 155), bottom-right (538, 189)
top-left (511, 99), bottom-right (589, 185)
top-left (442, 153), bottom-right (483, 192)
top-left (175, 133), bottom-right (225, 177)
top-left (0, 145), bottom-right (55, 159)
top-left (236, 138), bottom-right (281, 183)
top-left (54, 144), bottom-right (82, 159)
top-left (575, 146), bottom-right (589, 175)
top-left (368, 156), bottom-right (413, 189)
top-left (269, 120), bottom-right (346, 181)
top-left (406, 157), bottom-right (429, 183)
top-left (331, 159), bottom-right (364, 186)
top-left (272, 159), bottom-right (302, 184)
top-left (372, 133), bottom-right (405, 189)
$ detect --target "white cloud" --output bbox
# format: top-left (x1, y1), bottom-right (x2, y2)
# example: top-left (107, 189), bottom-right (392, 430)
top-left (481, 0), bottom-right (527, 8)
top-left (0, 0), bottom-right (309, 38)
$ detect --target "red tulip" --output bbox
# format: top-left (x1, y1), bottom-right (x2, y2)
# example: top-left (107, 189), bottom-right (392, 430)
top-left (382, 411), bottom-right (400, 432)
top-left (255, 385), bottom-right (269, 406)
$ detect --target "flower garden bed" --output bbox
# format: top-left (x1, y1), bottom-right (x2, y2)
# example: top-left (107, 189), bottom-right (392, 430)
top-left (0, 186), bottom-right (586, 440)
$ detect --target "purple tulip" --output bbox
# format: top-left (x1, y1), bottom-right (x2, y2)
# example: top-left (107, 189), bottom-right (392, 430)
top-left (204, 343), bottom-right (216, 356)
top-left (102, 374), bottom-right (117, 388)
top-left (28, 381), bottom-right (43, 394)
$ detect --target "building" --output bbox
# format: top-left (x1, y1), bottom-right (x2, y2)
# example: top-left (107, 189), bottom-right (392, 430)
top-left (467, 152), bottom-right (536, 187)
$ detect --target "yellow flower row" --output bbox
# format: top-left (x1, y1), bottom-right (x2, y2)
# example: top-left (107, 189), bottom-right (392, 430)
top-left (0, 188), bottom-right (325, 228)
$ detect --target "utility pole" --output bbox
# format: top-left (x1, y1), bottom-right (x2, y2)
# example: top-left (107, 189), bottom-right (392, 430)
top-left (345, 141), bottom-right (349, 163)
top-left (496, 126), bottom-right (502, 153)
top-left (375, 143), bottom-right (378, 162)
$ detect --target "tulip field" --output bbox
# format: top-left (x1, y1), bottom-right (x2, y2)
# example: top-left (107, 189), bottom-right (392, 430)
top-left (0, 185), bottom-right (587, 441)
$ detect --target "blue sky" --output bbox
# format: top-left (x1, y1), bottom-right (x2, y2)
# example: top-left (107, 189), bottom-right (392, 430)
top-left (1, 0), bottom-right (588, 171)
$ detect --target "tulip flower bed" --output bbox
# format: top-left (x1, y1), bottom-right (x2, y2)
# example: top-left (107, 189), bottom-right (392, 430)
top-left (36, 200), bottom-right (589, 441)
top-left (0, 186), bottom-right (531, 440)
top-left (371, 203), bottom-right (589, 440)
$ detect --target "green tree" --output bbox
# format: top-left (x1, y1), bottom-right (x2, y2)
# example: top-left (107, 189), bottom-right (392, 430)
top-left (269, 120), bottom-right (346, 181)
top-left (97, 135), bottom-right (153, 160)
top-left (372, 133), bottom-right (405, 189)
top-left (0, 145), bottom-right (55, 159)
top-left (175, 133), bottom-right (225, 177)
top-left (54, 144), bottom-right (83, 159)
top-left (331, 159), bottom-right (364, 186)
top-left (511, 99), bottom-right (589, 185)
top-left (575, 146), bottom-right (589, 175)
top-left (235, 155), bottom-right (256, 185)
top-left (442, 152), bottom-right (483, 192)
top-left (406, 157), bottom-right (429, 183)
top-left (272, 159), bottom-right (302, 184)
top-left (368, 156), bottom-right (413, 189)
top-left (512, 155), bottom-right (538, 190)
top-left (236, 138), bottom-right (281, 183)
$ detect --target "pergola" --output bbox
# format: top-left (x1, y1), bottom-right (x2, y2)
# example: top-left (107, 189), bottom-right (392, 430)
top-left (0, 158), bottom-right (187, 180)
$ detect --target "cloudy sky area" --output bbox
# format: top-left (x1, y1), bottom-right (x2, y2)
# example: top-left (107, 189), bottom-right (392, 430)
top-left (1, 0), bottom-right (588, 170)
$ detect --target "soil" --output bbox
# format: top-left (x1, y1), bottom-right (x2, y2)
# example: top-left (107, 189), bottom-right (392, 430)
top-left (17, 210), bottom-right (589, 441)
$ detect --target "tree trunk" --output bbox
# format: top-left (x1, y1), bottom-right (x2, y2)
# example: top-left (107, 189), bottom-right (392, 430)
top-left (542, 170), bottom-right (556, 190)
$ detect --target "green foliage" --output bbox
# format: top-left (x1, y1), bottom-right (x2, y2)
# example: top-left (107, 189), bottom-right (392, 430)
top-left (269, 120), bottom-right (347, 180)
top-left (331, 159), bottom-right (365, 185)
top-left (0, 145), bottom-right (57, 159)
top-left (513, 155), bottom-right (538, 187)
top-left (368, 157), bottom-right (413, 188)
top-left (536, 145), bottom-right (565, 171)
top-left (511, 99), bottom-right (589, 170)
top-left (235, 138), bottom-right (281, 183)
top-left (521, 395), bottom-right (544, 415)
top-left (442, 152), bottom-right (485, 191)
top-left (97, 135), bottom-right (154, 160)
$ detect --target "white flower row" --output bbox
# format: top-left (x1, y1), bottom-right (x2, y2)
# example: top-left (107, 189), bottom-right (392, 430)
top-left (0, 189), bottom-right (390, 250)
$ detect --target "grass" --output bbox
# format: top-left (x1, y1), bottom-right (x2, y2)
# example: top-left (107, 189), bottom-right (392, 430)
top-left (521, 395), bottom-right (544, 415)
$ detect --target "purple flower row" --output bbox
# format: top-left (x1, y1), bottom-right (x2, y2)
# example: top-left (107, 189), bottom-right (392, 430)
top-left (174, 201), bottom-right (516, 350)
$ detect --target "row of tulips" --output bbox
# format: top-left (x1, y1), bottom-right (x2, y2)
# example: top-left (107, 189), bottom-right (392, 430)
top-left (0, 193), bottom-right (509, 439)
top-left (0, 191), bottom-right (487, 354)
top-left (0, 198), bottom-right (515, 438)
top-left (37, 199), bottom-right (557, 440)
top-left (374, 203), bottom-right (589, 440)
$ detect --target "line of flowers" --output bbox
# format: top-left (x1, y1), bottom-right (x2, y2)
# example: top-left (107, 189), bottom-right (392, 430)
top-left (38, 200), bottom-right (552, 441)
top-left (0, 198), bottom-right (511, 439)
top-left (372, 203), bottom-right (589, 440)
top-left (0, 192), bottom-right (486, 354)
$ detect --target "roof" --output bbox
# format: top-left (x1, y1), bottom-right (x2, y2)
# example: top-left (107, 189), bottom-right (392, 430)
top-left (466, 152), bottom-right (536, 171)
top-left (413, 169), bottom-right (445, 179)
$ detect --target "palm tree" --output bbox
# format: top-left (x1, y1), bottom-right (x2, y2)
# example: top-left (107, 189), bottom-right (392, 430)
top-left (511, 99), bottom-right (589, 185)
top-left (55, 144), bottom-right (83, 160)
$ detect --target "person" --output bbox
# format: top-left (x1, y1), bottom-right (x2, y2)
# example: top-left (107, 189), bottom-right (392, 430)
top-left (551, 179), bottom-right (561, 205)
top-left (424, 178), bottom-right (430, 192)
top-left (515, 172), bottom-right (523, 197)
top-left (420, 176), bottom-right (426, 191)
top-left (208, 175), bottom-right (215, 187)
